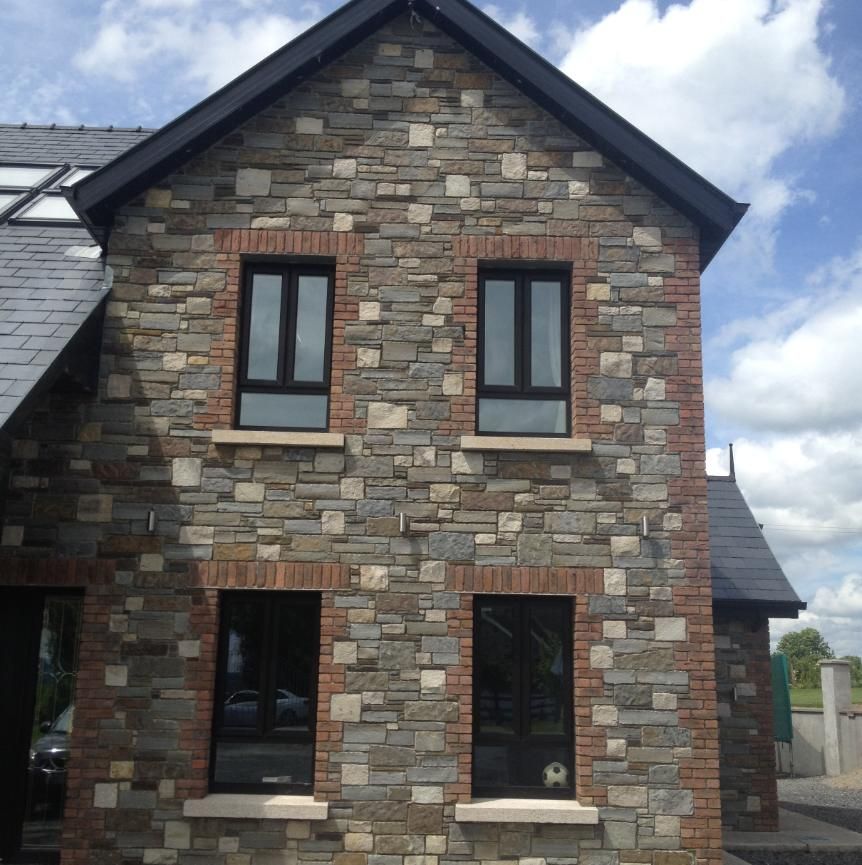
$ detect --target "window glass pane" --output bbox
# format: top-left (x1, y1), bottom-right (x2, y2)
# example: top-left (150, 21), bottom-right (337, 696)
top-left (0, 193), bottom-right (20, 212)
top-left (17, 195), bottom-right (77, 221)
top-left (272, 604), bottom-right (315, 733)
top-left (247, 274), bottom-right (282, 380)
top-left (478, 398), bottom-right (566, 434)
top-left (477, 600), bottom-right (516, 734)
top-left (483, 279), bottom-right (515, 386)
top-left (239, 392), bottom-right (328, 429)
top-left (212, 741), bottom-right (313, 787)
top-left (220, 599), bottom-right (262, 729)
top-left (293, 274), bottom-right (329, 382)
top-left (530, 280), bottom-right (563, 387)
top-left (0, 166), bottom-right (56, 187)
top-left (529, 603), bottom-right (566, 735)
top-left (57, 168), bottom-right (94, 187)
top-left (474, 744), bottom-right (513, 790)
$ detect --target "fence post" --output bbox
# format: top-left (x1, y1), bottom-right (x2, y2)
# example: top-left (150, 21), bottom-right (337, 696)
top-left (820, 659), bottom-right (851, 776)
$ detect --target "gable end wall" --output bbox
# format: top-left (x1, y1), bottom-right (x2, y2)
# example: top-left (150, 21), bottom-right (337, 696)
top-left (0, 14), bottom-right (720, 865)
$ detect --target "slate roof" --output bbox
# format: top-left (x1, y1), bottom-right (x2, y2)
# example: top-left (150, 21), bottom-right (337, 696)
top-left (0, 123), bottom-right (151, 164)
top-left (708, 476), bottom-right (805, 615)
top-left (0, 124), bottom-right (152, 433)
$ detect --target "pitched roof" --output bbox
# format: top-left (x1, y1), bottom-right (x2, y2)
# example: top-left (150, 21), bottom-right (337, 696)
top-left (0, 123), bottom-right (153, 165)
top-left (708, 476), bottom-right (805, 617)
top-left (0, 124), bottom-right (152, 434)
top-left (68, 0), bottom-right (747, 268)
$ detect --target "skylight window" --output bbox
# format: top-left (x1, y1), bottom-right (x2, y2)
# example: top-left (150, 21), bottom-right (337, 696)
top-left (16, 195), bottom-right (77, 222)
top-left (0, 166), bottom-right (58, 188)
top-left (0, 162), bottom-right (95, 225)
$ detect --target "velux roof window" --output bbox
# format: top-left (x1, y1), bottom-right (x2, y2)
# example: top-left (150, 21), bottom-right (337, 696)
top-left (0, 164), bottom-right (94, 224)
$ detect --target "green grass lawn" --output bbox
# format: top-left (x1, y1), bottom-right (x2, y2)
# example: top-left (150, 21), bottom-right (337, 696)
top-left (789, 687), bottom-right (862, 708)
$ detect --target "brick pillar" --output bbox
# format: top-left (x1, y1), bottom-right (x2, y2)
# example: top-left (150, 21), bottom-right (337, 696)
top-left (714, 614), bottom-right (779, 831)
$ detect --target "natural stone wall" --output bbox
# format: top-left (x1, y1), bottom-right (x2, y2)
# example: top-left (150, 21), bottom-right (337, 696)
top-left (714, 614), bottom-right (779, 832)
top-left (0, 11), bottom-right (719, 865)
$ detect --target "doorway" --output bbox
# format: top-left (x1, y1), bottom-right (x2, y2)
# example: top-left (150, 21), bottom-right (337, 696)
top-left (0, 590), bottom-right (82, 864)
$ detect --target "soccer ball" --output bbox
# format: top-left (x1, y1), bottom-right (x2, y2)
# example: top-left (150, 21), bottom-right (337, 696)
top-left (542, 761), bottom-right (569, 788)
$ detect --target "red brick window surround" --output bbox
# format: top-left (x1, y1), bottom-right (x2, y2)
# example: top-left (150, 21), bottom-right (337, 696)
top-left (449, 235), bottom-right (603, 439)
top-left (199, 229), bottom-right (363, 434)
top-left (444, 567), bottom-right (604, 806)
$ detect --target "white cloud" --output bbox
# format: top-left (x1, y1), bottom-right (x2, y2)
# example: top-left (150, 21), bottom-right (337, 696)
top-left (557, 0), bottom-right (845, 269)
top-left (707, 304), bottom-right (862, 433)
top-left (483, 5), bottom-right (541, 47)
top-left (707, 240), bottom-right (862, 433)
top-left (75, 0), bottom-right (322, 93)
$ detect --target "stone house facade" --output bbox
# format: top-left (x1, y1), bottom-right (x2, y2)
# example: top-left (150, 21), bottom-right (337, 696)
top-left (0, 1), bottom-right (804, 864)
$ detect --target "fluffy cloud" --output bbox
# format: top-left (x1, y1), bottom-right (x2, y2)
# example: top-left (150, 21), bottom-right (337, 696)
top-left (75, 0), bottom-right (323, 94)
top-left (557, 0), bottom-right (845, 268)
top-left (482, 5), bottom-right (541, 47)
top-left (707, 240), bottom-right (862, 433)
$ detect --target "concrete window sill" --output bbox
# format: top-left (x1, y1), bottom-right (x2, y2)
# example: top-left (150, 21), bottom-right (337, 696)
top-left (212, 430), bottom-right (345, 449)
top-left (459, 435), bottom-right (592, 454)
top-left (454, 798), bottom-right (600, 824)
top-left (183, 794), bottom-right (329, 821)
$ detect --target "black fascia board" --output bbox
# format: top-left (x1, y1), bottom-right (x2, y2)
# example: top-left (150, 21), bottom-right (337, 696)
top-left (69, 0), bottom-right (747, 269)
top-left (713, 598), bottom-right (807, 620)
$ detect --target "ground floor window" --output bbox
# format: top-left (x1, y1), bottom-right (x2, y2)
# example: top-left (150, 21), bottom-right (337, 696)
top-left (211, 591), bottom-right (319, 793)
top-left (473, 595), bottom-right (574, 797)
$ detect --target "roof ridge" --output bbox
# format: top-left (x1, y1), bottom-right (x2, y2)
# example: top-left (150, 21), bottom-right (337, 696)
top-left (0, 122), bottom-right (157, 133)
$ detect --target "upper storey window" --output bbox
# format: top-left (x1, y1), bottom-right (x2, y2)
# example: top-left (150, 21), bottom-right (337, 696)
top-left (238, 263), bottom-right (334, 430)
top-left (478, 268), bottom-right (570, 435)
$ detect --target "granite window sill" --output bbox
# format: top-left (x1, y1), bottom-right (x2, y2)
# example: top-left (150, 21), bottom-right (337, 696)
top-left (183, 794), bottom-right (329, 821)
top-left (454, 798), bottom-right (599, 824)
top-left (459, 435), bottom-right (592, 454)
top-left (211, 429), bottom-right (345, 448)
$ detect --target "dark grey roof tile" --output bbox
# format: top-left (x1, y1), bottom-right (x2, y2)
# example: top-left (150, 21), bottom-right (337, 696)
top-left (708, 476), bottom-right (804, 612)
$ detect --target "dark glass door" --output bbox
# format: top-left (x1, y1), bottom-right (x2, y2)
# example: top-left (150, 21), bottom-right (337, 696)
top-left (0, 591), bottom-right (82, 864)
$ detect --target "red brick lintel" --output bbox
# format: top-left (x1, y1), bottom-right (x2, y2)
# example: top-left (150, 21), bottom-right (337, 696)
top-left (447, 565), bottom-right (602, 595)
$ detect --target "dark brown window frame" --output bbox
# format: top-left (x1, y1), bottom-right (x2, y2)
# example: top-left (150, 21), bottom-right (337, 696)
top-left (472, 594), bottom-right (575, 799)
top-left (210, 591), bottom-right (320, 795)
top-left (236, 261), bottom-right (335, 431)
top-left (477, 266), bottom-right (571, 436)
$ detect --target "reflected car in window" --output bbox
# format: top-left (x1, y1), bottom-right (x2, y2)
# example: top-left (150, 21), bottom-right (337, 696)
top-left (223, 689), bottom-right (310, 727)
top-left (28, 705), bottom-right (74, 816)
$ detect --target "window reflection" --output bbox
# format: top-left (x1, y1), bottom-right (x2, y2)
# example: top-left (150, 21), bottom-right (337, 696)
top-left (213, 593), bottom-right (319, 792)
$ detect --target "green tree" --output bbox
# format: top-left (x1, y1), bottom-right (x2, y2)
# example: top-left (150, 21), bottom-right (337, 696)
top-left (844, 655), bottom-right (862, 687)
top-left (776, 628), bottom-right (834, 687)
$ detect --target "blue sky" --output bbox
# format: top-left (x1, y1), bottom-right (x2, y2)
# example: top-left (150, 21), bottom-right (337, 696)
top-left (4, 0), bottom-right (862, 654)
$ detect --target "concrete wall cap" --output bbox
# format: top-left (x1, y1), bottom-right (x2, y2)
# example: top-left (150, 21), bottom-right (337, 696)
top-left (454, 798), bottom-right (599, 824)
top-left (211, 429), bottom-right (345, 448)
top-left (183, 794), bottom-right (329, 820)
top-left (459, 436), bottom-right (592, 454)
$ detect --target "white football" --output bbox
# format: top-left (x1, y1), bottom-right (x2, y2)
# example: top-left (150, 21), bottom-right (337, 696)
top-left (542, 761), bottom-right (569, 788)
